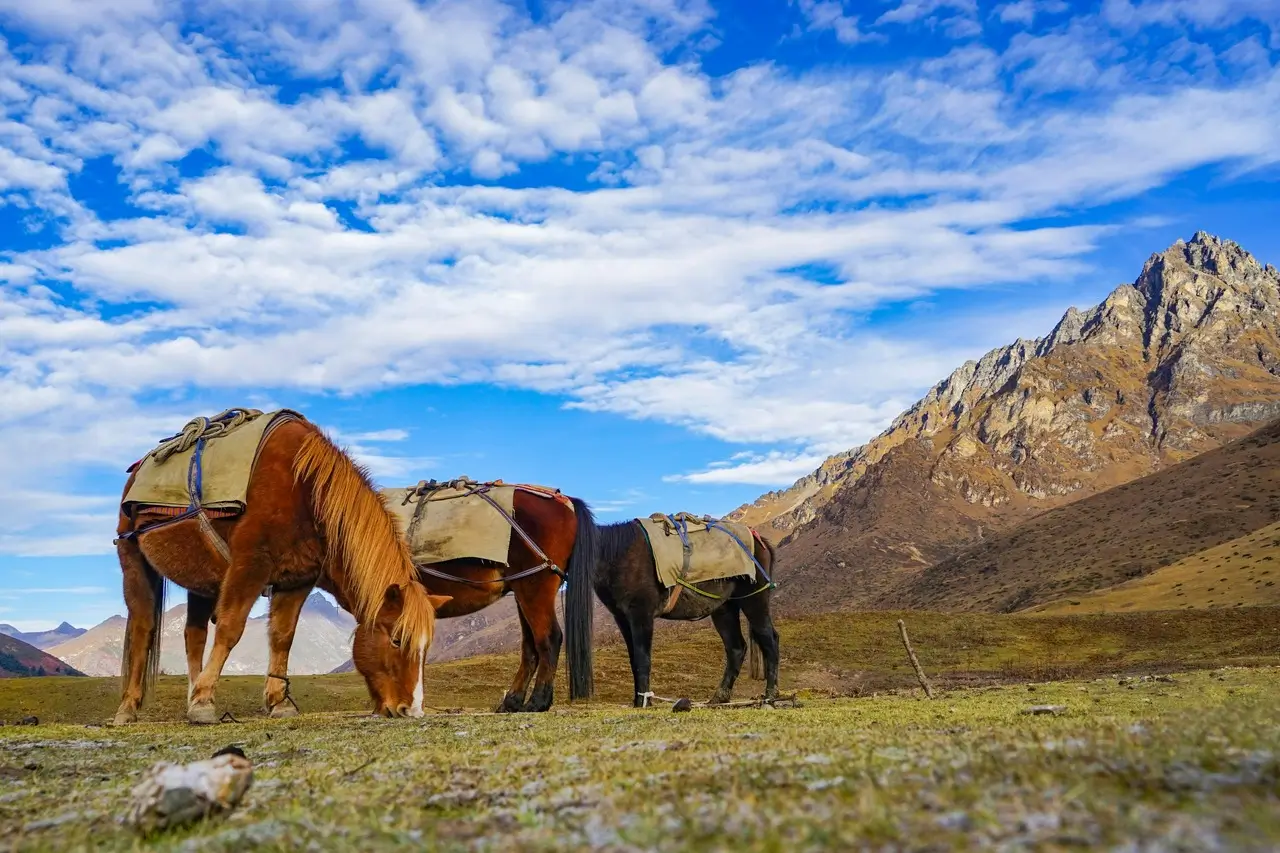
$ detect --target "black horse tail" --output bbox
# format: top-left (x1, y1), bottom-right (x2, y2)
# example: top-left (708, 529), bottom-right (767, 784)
top-left (565, 496), bottom-right (598, 700)
top-left (748, 533), bottom-right (776, 681)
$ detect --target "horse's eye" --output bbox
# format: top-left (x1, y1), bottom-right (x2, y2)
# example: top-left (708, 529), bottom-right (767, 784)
top-left (391, 638), bottom-right (401, 648)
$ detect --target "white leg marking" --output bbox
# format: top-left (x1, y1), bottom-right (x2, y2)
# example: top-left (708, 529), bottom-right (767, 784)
top-left (409, 641), bottom-right (426, 718)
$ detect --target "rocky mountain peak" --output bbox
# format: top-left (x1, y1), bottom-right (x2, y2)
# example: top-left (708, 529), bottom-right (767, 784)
top-left (733, 231), bottom-right (1280, 542)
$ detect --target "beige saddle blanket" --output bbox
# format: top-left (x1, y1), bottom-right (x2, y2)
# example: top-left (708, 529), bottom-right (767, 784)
top-left (638, 512), bottom-right (758, 589)
top-left (382, 479), bottom-right (522, 566)
top-left (122, 409), bottom-right (302, 514)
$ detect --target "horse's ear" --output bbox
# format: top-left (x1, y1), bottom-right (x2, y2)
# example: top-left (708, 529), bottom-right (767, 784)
top-left (384, 584), bottom-right (403, 603)
top-left (427, 594), bottom-right (452, 611)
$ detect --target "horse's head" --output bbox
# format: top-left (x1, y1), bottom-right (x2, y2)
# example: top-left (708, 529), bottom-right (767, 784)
top-left (352, 583), bottom-right (451, 717)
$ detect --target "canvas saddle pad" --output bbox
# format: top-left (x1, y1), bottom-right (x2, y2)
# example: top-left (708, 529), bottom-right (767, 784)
top-left (122, 409), bottom-right (303, 514)
top-left (383, 478), bottom-right (567, 566)
top-left (638, 512), bottom-right (758, 589)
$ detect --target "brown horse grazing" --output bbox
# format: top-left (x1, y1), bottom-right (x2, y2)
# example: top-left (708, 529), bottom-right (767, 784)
top-left (342, 486), bottom-right (599, 713)
top-left (587, 520), bottom-right (780, 707)
top-left (113, 417), bottom-right (448, 724)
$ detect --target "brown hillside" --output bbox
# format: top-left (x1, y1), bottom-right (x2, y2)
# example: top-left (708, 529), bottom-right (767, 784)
top-left (0, 633), bottom-right (84, 678)
top-left (1029, 520), bottom-right (1280, 615)
top-left (727, 232), bottom-right (1280, 615)
top-left (891, 417), bottom-right (1280, 613)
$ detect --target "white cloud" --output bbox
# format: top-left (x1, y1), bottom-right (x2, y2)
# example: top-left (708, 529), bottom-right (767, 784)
top-left (348, 429), bottom-right (410, 442)
top-left (666, 451), bottom-right (830, 486)
top-left (0, 586), bottom-right (109, 596)
top-left (0, 0), bottom-right (1277, 557)
top-left (793, 0), bottom-right (871, 45)
top-left (995, 0), bottom-right (1069, 27)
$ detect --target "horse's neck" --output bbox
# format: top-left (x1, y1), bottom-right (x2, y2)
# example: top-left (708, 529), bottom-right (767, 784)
top-left (317, 567), bottom-right (353, 614)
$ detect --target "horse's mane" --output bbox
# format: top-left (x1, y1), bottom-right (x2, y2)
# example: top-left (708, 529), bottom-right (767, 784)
top-left (598, 520), bottom-right (641, 566)
top-left (292, 426), bottom-right (435, 650)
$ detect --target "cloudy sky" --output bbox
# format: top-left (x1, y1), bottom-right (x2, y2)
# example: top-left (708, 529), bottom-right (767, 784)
top-left (1, 0), bottom-right (1279, 631)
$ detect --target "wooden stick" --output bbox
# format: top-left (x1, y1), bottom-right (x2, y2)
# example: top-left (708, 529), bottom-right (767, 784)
top-left (897, 619), bottom-right (935, 699)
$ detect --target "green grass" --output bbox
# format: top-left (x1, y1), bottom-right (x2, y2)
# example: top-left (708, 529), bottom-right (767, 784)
top-left (4, 606), bottom-right (1279, 725)
top-left (3, 608), bottom-right (1280, 849)
top-left (3, 669), bottom-right (1279, 851)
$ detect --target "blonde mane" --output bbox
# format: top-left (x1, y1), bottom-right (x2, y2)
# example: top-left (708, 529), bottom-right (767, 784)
top-left (292, 427), bottom-right (435, 651)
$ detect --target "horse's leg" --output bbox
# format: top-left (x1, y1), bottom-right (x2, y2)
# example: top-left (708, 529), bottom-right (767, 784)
top-left (188, 573), bottom-right (265, 724)
top-left (623, 609), bottom-right (656, 708)
top-left (520, 579), bottom-right (563, 713)
top-left (741, 594), bottom-right (781, 702)
top-left (112, 539), bottom-right (164, 726)
top-left (709, 603), bottom-right (747, 704)
top-left (184, 593), bottom-right (215, 705)
top-left (263, 587), bottom-right (310, 718)
top-left (497, 607), bottom-right (538, 713)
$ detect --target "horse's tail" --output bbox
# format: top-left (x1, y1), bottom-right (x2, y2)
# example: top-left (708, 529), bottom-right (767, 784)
top-left (748, 533), bottom-right (777, 681)
top-left (118, 543), bottom-right (166, 699)
top-left (293, 427), bottom-right (436, 654)
top-left (565, 496), bottom-right (598, 700)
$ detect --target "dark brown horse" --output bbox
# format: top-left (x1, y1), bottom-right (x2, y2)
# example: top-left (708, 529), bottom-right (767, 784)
top-left (310, 484), bottom-right (598, 713)
top-left (587, 520), bottom-right (780, 707)
top-left (113, 416), bottom-right (447, 725)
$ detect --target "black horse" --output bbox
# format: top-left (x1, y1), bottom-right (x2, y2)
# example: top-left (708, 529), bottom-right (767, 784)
top-left (588, 519), bottom-right (780, 707)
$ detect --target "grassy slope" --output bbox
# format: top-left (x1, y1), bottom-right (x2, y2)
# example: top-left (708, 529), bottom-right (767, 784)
top-left (4, 607), bottom-right (1280, 725)
top-left (1031, 521), bottom-right (1280, 615)
top-left (892, 418), bottom-right (1280, 613)
top-left (2, 669), bottom-right (1279, 851)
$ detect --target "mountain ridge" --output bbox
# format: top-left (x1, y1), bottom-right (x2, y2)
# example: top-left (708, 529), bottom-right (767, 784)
top-left (49, 591), bottom-right (355, 677)
top-left (729, 231), bottom-right (1280, 613)
top-left (0, 632), bottom-right (85, 678)
top-left (0, 622), bottom-right (86, 651)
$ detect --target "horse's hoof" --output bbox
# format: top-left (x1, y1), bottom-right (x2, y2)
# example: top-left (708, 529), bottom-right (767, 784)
top-left (110, 710), bottom-right (137, 726)
top-left (495, 693), bottom-right (524, 714)
top-left (708, 691), bottom-right (731, 705)
top-left (187, 701), bottom-right (218, 725)
top-left (268, 704), bottom-right (298, 719)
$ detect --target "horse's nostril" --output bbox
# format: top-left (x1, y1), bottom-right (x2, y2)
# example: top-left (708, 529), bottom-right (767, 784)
top-left (396, 705), bottom-right (410, 717)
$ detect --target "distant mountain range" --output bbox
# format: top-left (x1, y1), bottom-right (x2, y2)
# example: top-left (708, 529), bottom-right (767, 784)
top-left (49, 591), bottom-right (355, 677)
top-left (0, 632), bottom-right (84, 678)
top-left (0, 622), bottom-right (85, 650)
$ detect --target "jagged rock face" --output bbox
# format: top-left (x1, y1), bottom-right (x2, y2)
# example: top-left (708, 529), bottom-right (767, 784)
top-left (730, 232), bottom-right (1280, 614)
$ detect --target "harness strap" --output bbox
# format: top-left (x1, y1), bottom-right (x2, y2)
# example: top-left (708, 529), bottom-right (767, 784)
top-left (401, 478), bottom-right (565, 587)
top-left (416, 560), bottom-right (557, 587)
top-left (647, 514), bottom-right (777, 604)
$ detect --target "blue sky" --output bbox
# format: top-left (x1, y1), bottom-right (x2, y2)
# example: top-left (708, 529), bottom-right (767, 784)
top-left (1, 0), bottom-right (1279, 630)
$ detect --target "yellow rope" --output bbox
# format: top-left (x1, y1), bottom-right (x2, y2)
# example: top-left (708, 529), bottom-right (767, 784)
top-left (149, 408), bottom-right (264, 464)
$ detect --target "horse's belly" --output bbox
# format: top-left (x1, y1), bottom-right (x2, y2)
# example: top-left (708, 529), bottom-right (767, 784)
top-left (420, 564), bottom-right (507, 617)
top-left (659, 580), bottom-right (733, 621)
top-left (136, 517), bottom-right (228, 597)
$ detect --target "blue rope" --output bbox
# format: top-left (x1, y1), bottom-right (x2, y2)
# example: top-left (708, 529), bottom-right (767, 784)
top-left (187, 437), bottom-right (206, 510)
top-left (705, 520), bottom-right (775, 586)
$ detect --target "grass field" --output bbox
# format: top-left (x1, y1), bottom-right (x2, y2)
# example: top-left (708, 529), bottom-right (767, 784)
top-left (3, 608), bottom-right (1280, 851)
top-left (3, 669), bottom-right (1279, 851)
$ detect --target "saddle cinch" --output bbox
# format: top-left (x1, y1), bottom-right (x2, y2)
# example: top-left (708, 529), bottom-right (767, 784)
top-left (117, 408), bottom-right (304, 571)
